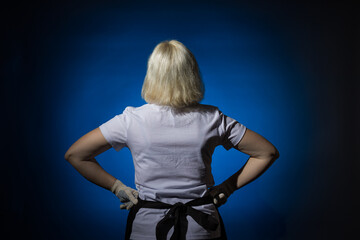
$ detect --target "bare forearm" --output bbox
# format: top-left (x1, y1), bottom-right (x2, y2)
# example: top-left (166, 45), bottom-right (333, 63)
top-left (237, 156), bottom-right (275, 188)
top-left (221, 156), bottom-right (277, 195)
top-left (67, 157), bottom-right (116, 191)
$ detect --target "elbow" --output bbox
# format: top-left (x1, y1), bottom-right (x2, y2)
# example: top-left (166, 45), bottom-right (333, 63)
top-left (270, 147), bottom-right (280, 162)
top-left (64, 149), bottom-right (89, 166)
top-left (260, 147), bottom-right (279, 163)
top-left (252, 145), bottom-right (280, 162)
top-left (64, 150), bottom-right (77, 164)
top-left (64, 150), bottom-right (72, 162)
top-left (64, 151), bottom-right (80, 167)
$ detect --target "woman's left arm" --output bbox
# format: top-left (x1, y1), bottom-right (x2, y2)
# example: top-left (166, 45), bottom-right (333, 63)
top-left (64, 127), bottom-right (116, 191)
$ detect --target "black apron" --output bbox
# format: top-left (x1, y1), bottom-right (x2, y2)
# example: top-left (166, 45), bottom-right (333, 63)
top-left (125, 194), bottom-right (227, 240)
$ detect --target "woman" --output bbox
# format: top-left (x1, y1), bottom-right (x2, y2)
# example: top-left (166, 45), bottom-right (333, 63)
top-left (65, 40), bottom-right (279, 240)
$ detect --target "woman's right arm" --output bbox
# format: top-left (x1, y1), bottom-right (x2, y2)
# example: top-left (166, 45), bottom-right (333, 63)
top-left (211, 128), bottom-right (280, 205)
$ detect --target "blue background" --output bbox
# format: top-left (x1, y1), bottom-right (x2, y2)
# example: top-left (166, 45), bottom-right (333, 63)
top-left (2, 1), bottom-right (358, 239)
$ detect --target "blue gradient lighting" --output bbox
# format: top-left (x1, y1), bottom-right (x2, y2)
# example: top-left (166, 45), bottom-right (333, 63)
top-left (37, 2), bottom-right (313, 239)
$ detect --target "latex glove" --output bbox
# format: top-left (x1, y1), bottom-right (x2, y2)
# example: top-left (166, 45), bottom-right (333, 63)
top-left (111, 179), bottom-right (139, 210)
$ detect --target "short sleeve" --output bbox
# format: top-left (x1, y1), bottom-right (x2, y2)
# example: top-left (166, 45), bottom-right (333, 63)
top-left (218, 110), bottom-right (247, 150)
top-left (99, 108), bottom-right (130, 151)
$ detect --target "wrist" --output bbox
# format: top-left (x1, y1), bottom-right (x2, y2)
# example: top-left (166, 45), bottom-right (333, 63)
top-left (219, 179), bottom-right (237, 197)
top-left (111, 179), bottom-right (124, 195)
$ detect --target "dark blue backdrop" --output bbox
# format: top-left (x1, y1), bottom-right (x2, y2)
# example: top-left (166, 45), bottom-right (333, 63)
top-left (2, 1), bottom-right (358, 239)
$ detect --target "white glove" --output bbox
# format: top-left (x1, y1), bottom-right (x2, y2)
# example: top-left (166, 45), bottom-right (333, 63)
top-left (111, 179), bottom-right (139, 210)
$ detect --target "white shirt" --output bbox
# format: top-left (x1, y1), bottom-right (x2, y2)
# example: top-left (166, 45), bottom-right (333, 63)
top-left (99, 103), bottom-right (247, 239)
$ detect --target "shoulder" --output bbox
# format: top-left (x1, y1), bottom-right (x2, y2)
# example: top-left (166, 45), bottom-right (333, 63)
top-left (190, 103), bottom-right (220, 113)
top-left (190, 104), bottom-right (224, 119)
top-left (196, 104), bottom-right (238, 119)
top-left (120, 104), bottom-right (152, 114)
top-left (181, 104), bottom-right (224, 124)
top-left (117, 104), bottom-right (154, 120)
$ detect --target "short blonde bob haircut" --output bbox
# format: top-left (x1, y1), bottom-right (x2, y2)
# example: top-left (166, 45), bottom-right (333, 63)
top-left (141, 40), bottom-right (204, 108)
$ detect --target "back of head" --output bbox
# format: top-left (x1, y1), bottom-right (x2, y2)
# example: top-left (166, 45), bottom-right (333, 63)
top-left (141, 40), bottom-right (204, 108)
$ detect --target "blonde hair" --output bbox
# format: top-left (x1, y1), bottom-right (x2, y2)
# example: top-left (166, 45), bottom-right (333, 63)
top-left (141, 40), bottom-right (204, 108)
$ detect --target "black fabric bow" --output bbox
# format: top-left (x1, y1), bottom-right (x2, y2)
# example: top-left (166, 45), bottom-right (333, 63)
top-left (155, 200), bottom-right (219, 240)
top-left (125, 194), bottom-right (220, 240)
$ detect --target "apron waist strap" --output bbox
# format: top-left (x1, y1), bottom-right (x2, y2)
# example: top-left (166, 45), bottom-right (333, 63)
top-left (125, 194), bottom-right (224, 240)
